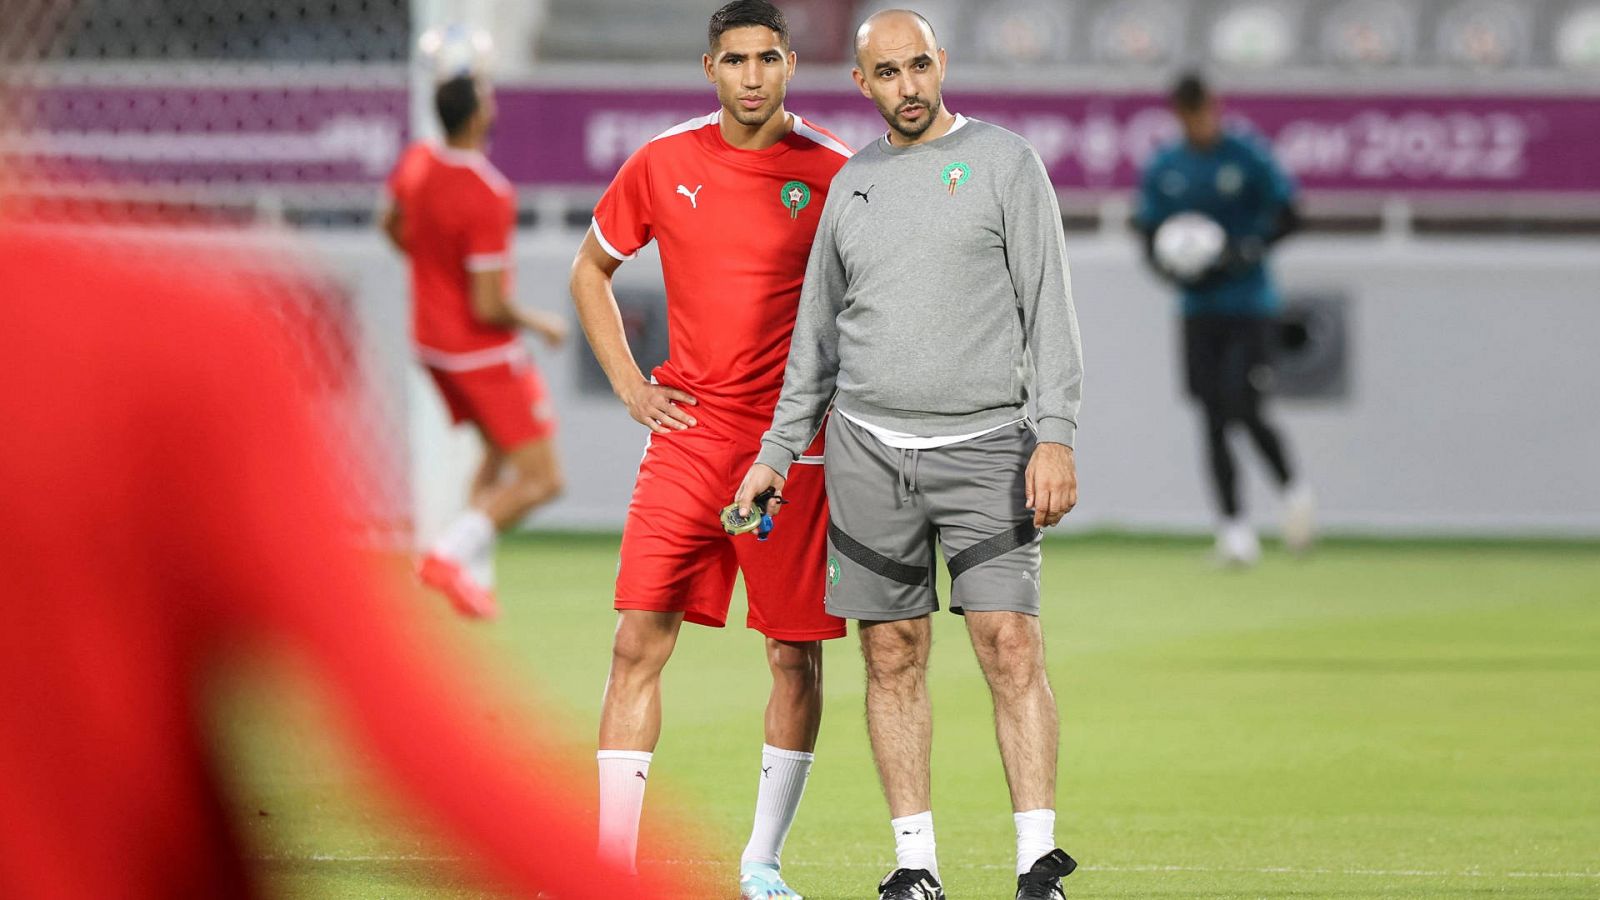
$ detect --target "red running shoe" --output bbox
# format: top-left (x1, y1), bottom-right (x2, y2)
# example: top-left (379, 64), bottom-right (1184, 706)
top-left (418, 552), bottom-right (499, 619)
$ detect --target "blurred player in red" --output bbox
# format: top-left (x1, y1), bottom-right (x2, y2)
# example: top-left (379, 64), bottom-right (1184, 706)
top-left (383, 73), bottom-right (567, 618)
top-left (568, 2), bottom-right (850, 896)
top-left (0, 220), bottom-right (698, 898)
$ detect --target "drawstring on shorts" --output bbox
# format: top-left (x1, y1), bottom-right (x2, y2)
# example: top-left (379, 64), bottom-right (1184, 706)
top-left (895, 447), bottom-right (922, 506)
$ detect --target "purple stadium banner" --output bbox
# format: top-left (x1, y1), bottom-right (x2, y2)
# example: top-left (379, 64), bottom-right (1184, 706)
top-left (5, 84), bottom-right (407, 186)
top-left (7, 83), bottom-right (1595, 197)
top-left (492, 88), bottom-right (1600, 195)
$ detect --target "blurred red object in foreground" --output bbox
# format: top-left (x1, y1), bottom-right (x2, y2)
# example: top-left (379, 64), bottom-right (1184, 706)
top-left (0, 220), bottom-right (697, 899)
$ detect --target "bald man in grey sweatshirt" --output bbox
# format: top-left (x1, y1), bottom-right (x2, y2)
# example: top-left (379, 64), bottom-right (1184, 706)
top-left (734, 10), bottom-right (1083, 900)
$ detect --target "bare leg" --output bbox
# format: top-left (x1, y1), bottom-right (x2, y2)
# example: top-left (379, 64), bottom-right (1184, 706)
top-left (468, 435), bottom-right (505, 509)
top-left (965, 610), bottom-right (1057, 812)
top-left (860, 616), bottom-right (934, 818)
top-left (479, 437), bottom-right (563, 530)
top-left (764, 638), bottom-right (823, 751)
top-left (598, 610), bottom-right (684, 750)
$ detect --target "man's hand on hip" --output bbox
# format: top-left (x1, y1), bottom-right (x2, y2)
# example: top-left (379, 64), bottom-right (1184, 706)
top-left (733, 463), bottom-right (787, 518)
top-left (1025, 442), bottom-right (1077, 528)
top-left (619, 381), bottom-right (697, 434)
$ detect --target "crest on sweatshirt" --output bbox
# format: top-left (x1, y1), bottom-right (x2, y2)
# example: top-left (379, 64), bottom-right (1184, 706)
top-left (940, 161), bottom-right (971, 196)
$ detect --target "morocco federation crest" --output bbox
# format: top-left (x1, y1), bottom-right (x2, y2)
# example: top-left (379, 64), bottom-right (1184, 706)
top-left (781, 180), bottom-right (812, 220)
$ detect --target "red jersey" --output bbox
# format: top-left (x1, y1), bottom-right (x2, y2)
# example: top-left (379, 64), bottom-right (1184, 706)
top-left (388, 141), bottom-right (521, 365)
top-left (0, 224), bottom-right (692, 900)
top-left (592, 111), bottom-right (851, 437)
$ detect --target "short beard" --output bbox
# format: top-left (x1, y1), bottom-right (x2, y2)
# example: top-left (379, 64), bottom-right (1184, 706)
top-left (882, 93), bottom-right (943, 142)
top-left (725, 97), bottom-right (779, 128)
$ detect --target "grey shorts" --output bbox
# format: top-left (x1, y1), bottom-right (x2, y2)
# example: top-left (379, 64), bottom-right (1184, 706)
top-left (822, 414), bottom-right (1043, 621)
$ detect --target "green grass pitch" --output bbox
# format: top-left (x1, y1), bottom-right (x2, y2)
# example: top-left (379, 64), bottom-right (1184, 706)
top-left (221, 533), bottom-right (1600, 898)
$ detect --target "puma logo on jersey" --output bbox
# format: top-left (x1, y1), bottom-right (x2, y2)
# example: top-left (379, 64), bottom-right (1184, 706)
top-left (676, 184), bottom-right (703, 208)
top-left (852, 185), bottom-right (874, 203)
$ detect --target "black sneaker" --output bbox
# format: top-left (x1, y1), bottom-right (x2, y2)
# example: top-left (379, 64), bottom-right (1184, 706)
top-left (877, 867), bottom-right (945, 900)
top-left (1015, 848), bottom-right (1077, 899)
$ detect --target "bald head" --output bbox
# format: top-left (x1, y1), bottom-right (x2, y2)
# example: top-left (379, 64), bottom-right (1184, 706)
top-left (854, 9), bottom-right (938, 68)
top-left (850, 8), bottom-right (952, 145)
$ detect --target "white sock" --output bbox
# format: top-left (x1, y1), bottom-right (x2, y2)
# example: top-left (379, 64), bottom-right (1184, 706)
top-left (430, 509), bottom-right (494, 569)
top-left (467, 534), bottom-right (496, 588)
top-left (740, 744), bottom-right (814, 867)
top-left (890, 811), bottom-right (938, 879)
top-left (597, 750), bottom-right (652, 874)
top-left (1014, 808), bottom-right (1056, 876)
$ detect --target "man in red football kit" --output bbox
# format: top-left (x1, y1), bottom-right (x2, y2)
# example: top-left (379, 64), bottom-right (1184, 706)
top-left (383, 74), bottom-right (567, 619)
top-left (0, 222), bottom-right (695, 899)
top-left (568, 2), bottom-right (851, 896)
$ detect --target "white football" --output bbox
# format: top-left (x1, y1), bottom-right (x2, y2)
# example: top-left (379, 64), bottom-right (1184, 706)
top-left (418, 23), bottom-right (494, 80)
top-left (1154, 212), bottom-right (1227, 280)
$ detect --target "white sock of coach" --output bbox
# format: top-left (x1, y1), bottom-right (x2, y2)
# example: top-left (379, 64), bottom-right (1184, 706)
top-left (597, 750), bottom-right (653, 874)
top-left (740, 744), bottom-right (815, 867)
top-left (890, 810), bottom-right (939, 879)
top-left (1014, 808), bottom-right (1057, 876)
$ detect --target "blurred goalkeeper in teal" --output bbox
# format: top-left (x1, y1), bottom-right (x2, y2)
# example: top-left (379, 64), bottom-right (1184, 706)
top-left (1135, 72), bottom-right (1314, 565)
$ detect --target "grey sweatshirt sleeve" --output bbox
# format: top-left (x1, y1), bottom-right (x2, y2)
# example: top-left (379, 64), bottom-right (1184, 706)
top-left (1005, 145), bottom-right (1083, 448)
top-left (756, 189), bottom-right (846, 477)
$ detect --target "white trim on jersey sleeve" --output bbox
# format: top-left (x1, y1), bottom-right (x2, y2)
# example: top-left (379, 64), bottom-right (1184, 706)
top-left (590, 217), bottom-right (636, 262)
top-left (791, 115), bottom-right (853, 159)
top-left (465, 252), bottom-right (509, 272)
top-left (649, 110), bottom-right (721, 143)
top-left (466, 157), bottom-right (514, 198)
top-left (431, 144), bottom-right (515, 198)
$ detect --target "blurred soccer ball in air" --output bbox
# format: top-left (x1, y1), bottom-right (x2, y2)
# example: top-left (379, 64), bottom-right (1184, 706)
top-left (1154, 212), bottom-right (1227, 280)
top-left (418, 24), bottom-right (493, 80)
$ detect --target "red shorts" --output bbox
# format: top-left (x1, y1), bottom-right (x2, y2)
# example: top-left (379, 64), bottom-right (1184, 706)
top-left (615, 426), bottom-right (845, 641)
top-left (427, 357), bottom-right (556, 450)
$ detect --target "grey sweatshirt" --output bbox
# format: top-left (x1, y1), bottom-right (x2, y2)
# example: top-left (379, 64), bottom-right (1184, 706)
top-left (756, 117), bottom-right (1083, 477)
